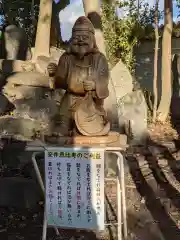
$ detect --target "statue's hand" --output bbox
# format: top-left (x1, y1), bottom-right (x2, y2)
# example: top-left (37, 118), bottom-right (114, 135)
top-left (47, 63), bottom-right (57, 77)
top-left (84, 80), bottom-right (95, 91)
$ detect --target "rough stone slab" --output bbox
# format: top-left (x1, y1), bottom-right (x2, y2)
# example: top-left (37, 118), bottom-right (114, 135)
top-left (13, 99), bottom-right (59, 122)
top-left (104, 60), bottom-right (133, 129)
top-left (35, 48), bottom-right (64, 74)
top-left (50, 47), bottom-right (64, 63)
top-left (35, 55), bottom-right (50, 74)
top-left (6, 72), bottom-right (49, 87)
top-left (3, 83), bottom-right (65, 104)
top-left (110, 60), bottom-right (133, 100)
top-left (0, 116), bottom-right (47, 139)
top-left (104, 77), bottom-right (119, 128)
top-left (118, 90), bottom-right (148, 143)
top-left (4, 25), bottom-right (29, 60)
top-left (31, 46), bottom-right (64, 64)
top-left (3, 84), bottom-right (50, 100)
top-left (0, 60), bottom-right (35, 73)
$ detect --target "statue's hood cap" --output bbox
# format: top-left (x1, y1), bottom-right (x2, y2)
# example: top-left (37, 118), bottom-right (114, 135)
top-left (72, 16), bottom-right (95, 34)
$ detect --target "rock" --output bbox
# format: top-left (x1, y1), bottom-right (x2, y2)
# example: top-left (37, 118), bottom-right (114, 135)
top-left (104, 60), bottom-right (133, 129)
top-left (4, 76), bottom-right (64, 103)
top-left (4, 25), bottom-right (29, 60)
top-left (117, 90), bottom-right (148, 144)
top-left (31, 46), bottom-right (64, 62)
top-left (6, 72), bottom-right (49, 87)
top-left (0, 60), bottom-right (35, 73)
top-left (101, 60), bottom-right (133, 177)
top-left (35, 55), bottom-right (50, 74)
top-left (34, 47), bottom-right (64, 74)
top-left (3, 84), bottom-right (50, 100)
top-left (0, 94), bottom-right (14, 114)
top-left (53, 89), bottom-right (66, 103)
top-left (0, 177), bottom-right (42, 209)
top-left (111, 60), bottom-right (133, 100)
top-left (104, 77), bottom-right (119, 129)
top-left (31, 46), bottom-right (64, 71)
top-left (13, 99), bottom-right (58, 122)
top-left (50, 46), bottom-right (64, 63)
top-left (0, 117), bottom-right (46, 139)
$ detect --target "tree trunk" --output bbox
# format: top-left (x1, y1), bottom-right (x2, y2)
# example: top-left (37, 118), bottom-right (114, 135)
top-left (32, 0), bottom-right (52, 62)
top-left (50, 20), bottom-right (58, 47)
top-left (82, 0), bottom-right (106, 55)
top-left (157, 0), bottom-right (173, 122)
top-left (152, 0), bottom-right (159, 122)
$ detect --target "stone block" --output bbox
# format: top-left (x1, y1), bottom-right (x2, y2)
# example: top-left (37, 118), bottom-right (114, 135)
top-left (3, 84), bottom-right (49, 100)
top-left (6, 72), bottom-right (49, 87)
top-left (118, 90), bottom-right (148, 144)
top-left (0, 117), bottom-right (46, 140)
top-left (111, 60), bottom-right (133, 100)
top-left (104, 60), bottom-right (133, 128)
top-left (13, 99), bottom-right (58, 122)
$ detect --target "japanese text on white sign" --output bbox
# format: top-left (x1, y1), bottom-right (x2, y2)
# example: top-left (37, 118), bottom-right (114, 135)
top-left (45, 147), bottom-right (105, 230)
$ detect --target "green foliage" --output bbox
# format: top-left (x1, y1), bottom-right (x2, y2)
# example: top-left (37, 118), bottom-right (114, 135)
top-left (1, 0), bottom-right (40, 46)
top-left (102, 0), bottom-right (162, 71)
top-left (176, 0), bottom-right (180, 18)
top-left (177, 0), bottom-right (180, 9)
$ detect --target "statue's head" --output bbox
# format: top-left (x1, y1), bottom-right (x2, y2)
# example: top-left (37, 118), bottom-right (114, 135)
top-left (70, 16), bottom-right (98, 58)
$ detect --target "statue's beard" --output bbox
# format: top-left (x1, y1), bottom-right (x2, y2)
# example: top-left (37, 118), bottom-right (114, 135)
top-left (71, 43), bottom-right (90, 59)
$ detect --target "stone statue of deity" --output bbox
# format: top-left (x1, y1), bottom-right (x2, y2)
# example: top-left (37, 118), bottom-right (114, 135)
top-left (47, 16), bottom-right (110, 136)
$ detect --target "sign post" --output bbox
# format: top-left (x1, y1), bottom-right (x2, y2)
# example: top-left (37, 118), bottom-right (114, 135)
top-left (45, 147), bottom-right (105, 230)
top-left (31, 146), bottom-right (127, 240)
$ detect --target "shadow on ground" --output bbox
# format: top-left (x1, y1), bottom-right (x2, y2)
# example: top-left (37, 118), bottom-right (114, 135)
top-left (126, 139), bottom-right (180, 240)
top-left (0, 206), bottom-right (98, 240)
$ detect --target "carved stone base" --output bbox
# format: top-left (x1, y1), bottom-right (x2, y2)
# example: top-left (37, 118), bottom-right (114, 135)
top-left (44, 131), bottom-right (127, 148)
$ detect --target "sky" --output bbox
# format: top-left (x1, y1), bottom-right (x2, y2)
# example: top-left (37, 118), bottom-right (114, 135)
top-left (151, 0), bottom-right (179, 22)
top-left (59, 0), bottom-right (180, 41)
top-left (59, 0), bottom-right (85, 41)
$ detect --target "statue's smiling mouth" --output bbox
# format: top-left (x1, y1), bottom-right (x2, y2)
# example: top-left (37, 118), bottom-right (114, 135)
top-left (77, 42), bottom-right (88, 46)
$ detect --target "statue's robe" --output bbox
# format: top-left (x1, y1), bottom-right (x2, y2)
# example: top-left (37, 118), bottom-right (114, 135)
top-left (54, 51), bottom-right (109, 135)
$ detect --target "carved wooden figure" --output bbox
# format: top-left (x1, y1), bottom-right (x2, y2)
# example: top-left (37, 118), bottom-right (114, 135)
top-left (47, 16), bottom-right (110, 136)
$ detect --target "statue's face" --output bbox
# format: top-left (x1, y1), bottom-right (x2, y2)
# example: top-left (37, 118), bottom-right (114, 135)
top-left (71, 31), bottom-right (94, 58)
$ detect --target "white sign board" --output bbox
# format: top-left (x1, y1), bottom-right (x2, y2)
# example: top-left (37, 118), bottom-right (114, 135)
top-left (45, 147), bottom-right (105, 230)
